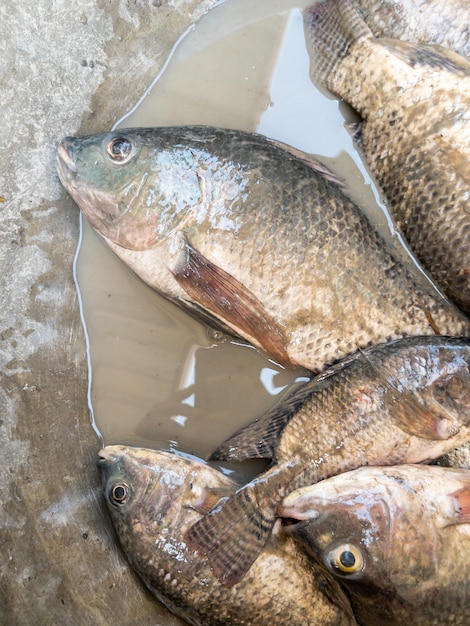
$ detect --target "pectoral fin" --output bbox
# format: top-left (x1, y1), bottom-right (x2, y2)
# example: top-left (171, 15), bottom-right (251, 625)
top-left (185, 480), bottom-right (276, 587)
top-left (389, 390), bottom-right (461, 441)
top-left (172, 241), bottom-right (291, 367)
top-left (360, 349), bottom-right (460, 441)
top-left (450, 486), bottom-right (470, 523)
top-left (189, 486), bottom-right (234, 515)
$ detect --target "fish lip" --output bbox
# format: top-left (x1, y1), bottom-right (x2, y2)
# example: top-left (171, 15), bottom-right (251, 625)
top-left (56, 138), bottom-right (77, 179)
top-left (281, 517), bottom-right (312, 535)
top-left (97, 447), bottom-right (119, 469)
top-left (278, 500), bottom-right (321, 535)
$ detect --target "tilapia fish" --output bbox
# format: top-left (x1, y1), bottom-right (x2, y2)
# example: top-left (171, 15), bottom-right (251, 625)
top-left (280, 465), bottom-right (470, 626)
top-left (56, 126), bottom-right (470, 372)
top-left (437, 440), bottom-right (470, 469)
top-left (353, 0), bottom-right (470, 58)
top-left (97, 446), bottom-right (356, 626)
top-left (304, 0), bottom-right (470, 313)
top-left (185, 336), bottom-right (470, 586)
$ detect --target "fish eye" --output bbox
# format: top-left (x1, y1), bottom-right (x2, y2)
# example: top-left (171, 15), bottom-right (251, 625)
top-left (328, 544), bottom-right (364, 576)
top-left (106, 137), bottom-right (135, 164)
top-left (109, 481), bottom-right (130, 506)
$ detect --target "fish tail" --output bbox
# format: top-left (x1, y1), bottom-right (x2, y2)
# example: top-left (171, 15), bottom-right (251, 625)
top-left (184, 484), bottom-right (276, 587)
top-left (303, 0), bottom-right (372, 88)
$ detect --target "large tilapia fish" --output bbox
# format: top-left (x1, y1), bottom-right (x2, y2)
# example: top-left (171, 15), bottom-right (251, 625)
top-left (97, 446), bottom-right (357, 626)
top-left (56, 126), bottom-right (470, 372)
top-left (304, 0), bottom-right (470, 314)
top-left (185, 336), bottom-right (470, 586)
top-left (280, 465), bottom-right (470, 626)
top-left (353, 0), bottom-right (470, 58)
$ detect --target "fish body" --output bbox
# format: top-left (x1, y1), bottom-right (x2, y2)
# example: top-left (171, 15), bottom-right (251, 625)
top-left (280, 464), bottom-right (470, 626)
top-left (353, 0), bottom-right (470, 58)
top-left (304, 0), bottom-right (470, 313)
top-left (437, 440), bottom-right (470, 469)
top-left (185, 336), bottom-right (470, 586)
top-left (56, 126), bottom-right (470, 372)
top-left (97, 445), bottom-right (356, 626)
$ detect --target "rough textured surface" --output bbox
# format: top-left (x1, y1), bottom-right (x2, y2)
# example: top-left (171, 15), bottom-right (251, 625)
top-left (98, 446), bottom-right (356, 626)
top-left (304, 0), bottom-right (470, 313)
top-left (0, 1), bottom-right (216, 623)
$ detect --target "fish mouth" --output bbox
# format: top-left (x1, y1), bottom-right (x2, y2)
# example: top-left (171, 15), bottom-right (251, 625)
top-left (278, 500), bottom-right (321, 535)
top-left (281, 515), bottom-right (318, 536)
top-left (97, 446), bottom-right (122, 470)
top-left (97, 445), bottom-right (134, 467)
top-left (56, 138), bottom-right (78, 185)
top-left (98, 447), bottom-right (116, 461)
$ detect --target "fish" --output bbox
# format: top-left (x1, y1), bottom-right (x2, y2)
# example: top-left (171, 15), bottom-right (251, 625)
top-left (352, 0), bottom-right (470, 58)
top-left (97, 445), bottom-right (357, 626)
top-left (56, 126), bottom-right (470, 373)
top-left (184, 336), bottom-right (470, 587)
top-left (437, 440), bottom-right (470, 469)
top-left (304, 0), bottom-right (470, 314)
top-left (280, 464), bottom-right (470, 626)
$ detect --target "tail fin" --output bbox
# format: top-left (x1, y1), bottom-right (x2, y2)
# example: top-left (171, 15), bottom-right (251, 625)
top-left (303, 0), bottom-right (372, 89)
top-left (185, 481), bottom-right (276, 587)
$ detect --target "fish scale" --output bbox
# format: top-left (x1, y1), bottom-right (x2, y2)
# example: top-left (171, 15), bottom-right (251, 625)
top-left (304, 0), bottom-right (470, 313)
top-left (97, 446), bottom-right (357, 626)
top-left (56, 126), bottom-right (470, 373)
top-left (280, 464), bottom-right (470, 625)
top-left (352, 0), bottom-right (470, 58)
top-left (185, 336), bottom-right (470, 586)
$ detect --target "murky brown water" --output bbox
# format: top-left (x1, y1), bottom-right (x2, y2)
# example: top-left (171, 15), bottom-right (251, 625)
top-left (75, 0), bottom-right (443, 462)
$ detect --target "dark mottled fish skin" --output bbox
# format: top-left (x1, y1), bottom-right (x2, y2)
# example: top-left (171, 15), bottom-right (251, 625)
top-left (437, 440), bottom-right (470, 469)
top-left (97, 446), bottom-right (357, 626)
top-left (280, 465), bottom-right (470, 626)
top-left (56, 126), bottom-right (470, 372)
top-left (304, 0), bottom-right (470, 314)
top-left (185, 336), bottom-right (470, 587)
top-left (353, 0), bottom-right (470, 58)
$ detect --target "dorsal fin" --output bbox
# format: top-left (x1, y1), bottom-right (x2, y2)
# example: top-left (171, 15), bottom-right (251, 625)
top-left (210, 359), bottom-right (356, 462)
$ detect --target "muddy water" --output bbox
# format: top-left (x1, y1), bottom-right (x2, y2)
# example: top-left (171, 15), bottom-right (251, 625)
top-left (76, 0), bottom-right (442, 462)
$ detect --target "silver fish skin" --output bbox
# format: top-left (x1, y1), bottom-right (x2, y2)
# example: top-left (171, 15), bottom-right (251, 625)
top-left (304, 0), bottom-right (470, 314)
top-left (185, 336), bottom-right (470, 588)
top-left (56, 126), bottom-right (470, 373)
top-left (280, 464), bottom-right (470, 626)
top-left (352, 0), bottom-right (470, 58)
top-left (97, 446), bottom-right (357, 626)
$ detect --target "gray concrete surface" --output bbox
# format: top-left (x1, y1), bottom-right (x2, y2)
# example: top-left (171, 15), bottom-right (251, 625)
top-left (0, 1), bottom-right (217, 623)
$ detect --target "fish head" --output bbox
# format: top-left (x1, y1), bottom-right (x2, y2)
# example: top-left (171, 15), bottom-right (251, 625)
top-left (280, 465), bottom-right (470, 624)
top-left (98, 445), bottom-right (186, 552)
top-left (280, 476), bottom-right (391, 584)
top-left (427, 344), bottom-right (470, 422)
top-left (57, 127), bottom-right (207, 250)
top-left (279, 467), bottom-right (441, 622)
top-left (97, 446), bottom-right (237, 574)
